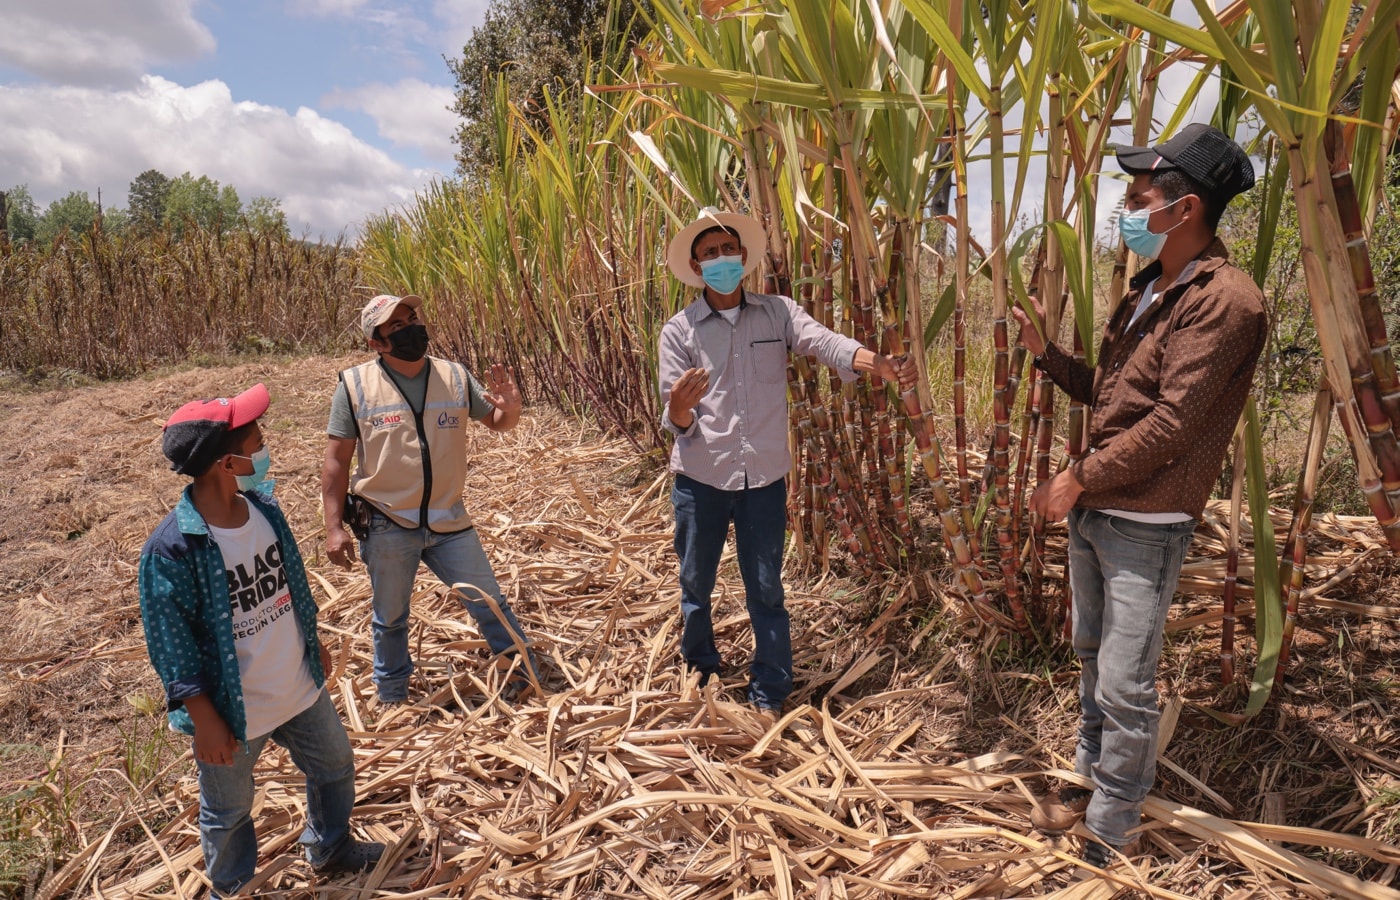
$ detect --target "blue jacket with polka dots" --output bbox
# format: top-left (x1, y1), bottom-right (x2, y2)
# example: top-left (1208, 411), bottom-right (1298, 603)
top-left (138, 486), bottom-right (326, 743)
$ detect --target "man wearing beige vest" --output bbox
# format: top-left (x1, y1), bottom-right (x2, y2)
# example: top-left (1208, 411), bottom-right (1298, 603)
top-left (321, 294), bottom-right (536, 704)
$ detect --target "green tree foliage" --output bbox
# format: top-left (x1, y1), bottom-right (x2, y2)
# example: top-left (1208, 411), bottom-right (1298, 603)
top-left (36, 191), bottom-right (100, 244)
top-left (163, 172), bottom-right (241, 236)
top-left (101, 206), bottom-right (130, 235)
top-left (448, 0), bottom-right (647, 176)
top-left (128, 169), bottom-right (172, 233)
top-left (2, 185), bottom-right (40, 244)
top-left (244, 196), bottom-right (289, 235)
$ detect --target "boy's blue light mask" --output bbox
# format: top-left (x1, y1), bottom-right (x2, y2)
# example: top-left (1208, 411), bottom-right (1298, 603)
top-left (230, 446), bottom-right (273, 493)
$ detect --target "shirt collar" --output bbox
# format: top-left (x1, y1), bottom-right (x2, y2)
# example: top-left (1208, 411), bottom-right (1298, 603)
top-left (174, 484), bottom-right (273, 536)
top-left (689, 290), bottom-right (749, 323)
top-left (174, 485), bottom-right (210, 536)
top-left (1128, 237), bottom-right (1230, 292)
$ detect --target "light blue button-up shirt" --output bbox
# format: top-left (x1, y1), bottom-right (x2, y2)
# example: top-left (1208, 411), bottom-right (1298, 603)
top-left (659, 290), bottom-right (864, 491)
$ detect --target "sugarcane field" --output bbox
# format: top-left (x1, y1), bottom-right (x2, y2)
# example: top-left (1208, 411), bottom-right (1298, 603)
top-left (5, 0), bottom-right (1400, 898)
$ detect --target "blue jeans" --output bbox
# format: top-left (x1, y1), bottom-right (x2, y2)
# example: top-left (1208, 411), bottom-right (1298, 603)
top-left (1067, 508), bottom-right (1196, 847)
top-left (361, 512), bottom-right (534, 701)
top-left (672, 474), bottom-right (791, 709)
top-left (196, 689), bottom-right (355, 896)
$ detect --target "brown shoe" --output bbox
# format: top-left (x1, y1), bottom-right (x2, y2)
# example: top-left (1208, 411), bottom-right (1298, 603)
top-left (1030, 786), bottom-right (1092, 834)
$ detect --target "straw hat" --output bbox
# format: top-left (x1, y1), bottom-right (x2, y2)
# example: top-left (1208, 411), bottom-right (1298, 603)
top-left (665, 207), bottom-right (766, 289)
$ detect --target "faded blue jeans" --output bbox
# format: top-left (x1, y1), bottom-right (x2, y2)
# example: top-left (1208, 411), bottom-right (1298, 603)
top-left (196, 689), bottom-right (355, 897)
top-left (672, 474), bottom-right (791, 710)
top-left (361, 512), bottom-right (535, 702)
top-left (1068, 507), bottom-right (1196, 848)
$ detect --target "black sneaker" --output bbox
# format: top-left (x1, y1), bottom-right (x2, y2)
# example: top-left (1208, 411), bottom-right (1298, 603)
top-left (314, 839), bottom-right (385, 875)
top-left (688, 663), bottom-right (722, 687)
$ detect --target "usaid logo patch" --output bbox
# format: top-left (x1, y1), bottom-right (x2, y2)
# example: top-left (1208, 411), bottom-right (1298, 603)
top-left (369, 413), bottom-right (403, 430)
top-left (437, 411), bottom-right (460, 429)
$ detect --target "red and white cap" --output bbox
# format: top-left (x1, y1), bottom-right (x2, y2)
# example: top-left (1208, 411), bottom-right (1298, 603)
top-left (161, 383), bottom-right (270, 476)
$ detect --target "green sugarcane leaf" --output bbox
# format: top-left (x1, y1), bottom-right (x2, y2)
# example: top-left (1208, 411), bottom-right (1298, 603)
top-left (898, 0), bottom-right (992, 105)
top-left (924, 277), bottom-right (958, 345)
top-left (1092, 0), bottom-right (1294, 141)
top-left (1251, 143), bottom-right (1289, 291)
top-left (1350, 27), bottom-right (1399, 228)
top-left (1243, 397), bottom-right (1282, 717)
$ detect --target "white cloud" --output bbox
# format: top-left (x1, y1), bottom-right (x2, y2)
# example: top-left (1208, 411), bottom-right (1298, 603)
top-left (323, 78), bottom-right (457, 162)
top-left (0, 0), bottom-right (214, 87)
top-left (0, 76), bottom-right (430, 237)
top-left (433, 0), bottom-right (491, 58)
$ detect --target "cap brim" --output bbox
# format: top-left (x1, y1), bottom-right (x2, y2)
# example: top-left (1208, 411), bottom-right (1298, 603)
top-left (229, 383), bottom-right (270, 428)
top-left (666, 211), bottom-right (766, 288)
top-left (1113, 143), bottom-right (1174, 176)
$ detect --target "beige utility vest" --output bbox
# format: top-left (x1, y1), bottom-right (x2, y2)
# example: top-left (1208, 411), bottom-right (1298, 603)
top-left (343, 358), bottom-right (474, 532)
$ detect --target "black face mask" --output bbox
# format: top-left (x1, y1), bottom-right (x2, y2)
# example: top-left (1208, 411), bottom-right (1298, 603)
top-left (386, 323), bottom-right (429, 362)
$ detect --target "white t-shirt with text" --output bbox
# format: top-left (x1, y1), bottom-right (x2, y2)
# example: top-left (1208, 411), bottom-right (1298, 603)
top-left (209, 501), bottom-right (321, 738)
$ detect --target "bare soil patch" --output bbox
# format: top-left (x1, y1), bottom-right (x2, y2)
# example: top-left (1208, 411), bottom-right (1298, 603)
top-left (1, 357), bottom-right (1397, 898)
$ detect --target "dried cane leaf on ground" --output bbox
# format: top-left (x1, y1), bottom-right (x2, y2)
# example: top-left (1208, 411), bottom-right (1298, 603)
top-left (0, 357), bottom-right (1397, 898)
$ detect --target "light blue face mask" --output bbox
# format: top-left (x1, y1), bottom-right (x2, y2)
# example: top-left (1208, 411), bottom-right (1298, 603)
top-left (1118, 195), bottom-right (1185, 259)
top-left (231, 446), bottom-right (273, 492)
top-left (699, 254), bottom-right (745, 295)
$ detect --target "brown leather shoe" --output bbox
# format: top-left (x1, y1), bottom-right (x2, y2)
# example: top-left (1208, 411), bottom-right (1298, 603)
top-left (1030, 786), bottom-right (1092, 834)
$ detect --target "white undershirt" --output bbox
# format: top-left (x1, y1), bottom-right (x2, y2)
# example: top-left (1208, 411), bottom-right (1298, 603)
top-left (1125, 277), bottom-right (1157, 329)
top-left (718, 306), bottom-right (741, 325)
top-left (208, 500), bottom-right (320, 738)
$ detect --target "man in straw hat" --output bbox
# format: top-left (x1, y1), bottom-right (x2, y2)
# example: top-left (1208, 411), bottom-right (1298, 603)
top-left (660, 206), bottom-right (918, 721)
top-left (140, 384), bottom-right (383, 896)
top-left (322, 294), bottom-right (538, 705)
top-left (1013, 123), bottom-right (1267, 868)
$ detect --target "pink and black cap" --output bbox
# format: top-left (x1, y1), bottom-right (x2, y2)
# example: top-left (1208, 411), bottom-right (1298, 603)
top-left (1113, 123), bottom-right (1255, 201)
top-left (161, 383), bottom-right (270, 476)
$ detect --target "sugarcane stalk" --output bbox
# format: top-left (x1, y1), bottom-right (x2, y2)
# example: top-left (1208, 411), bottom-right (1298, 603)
top-left (987, 77), bottom-right (1029, 631)
top-left (1326, 128), bottom-right (1400, 498)
top-left (947, 85), bottom-right (980, 558)
top-left (1284, 134), bottom-right (1400, 551)
top-left (1275, 386), bottom-right (1333, 688)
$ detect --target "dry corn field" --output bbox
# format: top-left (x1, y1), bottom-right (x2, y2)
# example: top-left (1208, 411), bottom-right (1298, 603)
top-left (1, 357), bottom-right (1398, 899)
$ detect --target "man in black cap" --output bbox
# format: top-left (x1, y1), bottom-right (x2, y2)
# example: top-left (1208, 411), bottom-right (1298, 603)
top-left (1013, 124), bottom-right (1267, 867)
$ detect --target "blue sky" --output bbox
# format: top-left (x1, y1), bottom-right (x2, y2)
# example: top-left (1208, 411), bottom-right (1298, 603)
top-left (0, 0), bottom-right (486, 237)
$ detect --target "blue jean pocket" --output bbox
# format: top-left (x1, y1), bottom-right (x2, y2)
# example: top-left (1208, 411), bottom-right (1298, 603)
top-left (1102, 514), bottom-right (1189, 548)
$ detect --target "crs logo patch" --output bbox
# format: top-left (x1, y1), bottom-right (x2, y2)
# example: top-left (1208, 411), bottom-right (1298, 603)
top-left (369, 413), bottom-right (403, 430)
top-left (437, 411), bottom-right (461, 429)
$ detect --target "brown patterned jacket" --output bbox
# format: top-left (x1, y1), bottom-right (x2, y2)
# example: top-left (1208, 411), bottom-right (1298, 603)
top-left (1038, 238), bottom-right (1267, 519)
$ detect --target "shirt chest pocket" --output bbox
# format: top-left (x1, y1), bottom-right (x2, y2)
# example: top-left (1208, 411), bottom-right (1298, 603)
top-left (750, 338), bottom-right (789, 384)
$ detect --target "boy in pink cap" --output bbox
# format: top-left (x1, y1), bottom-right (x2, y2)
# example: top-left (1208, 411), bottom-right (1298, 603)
top-left (139, 384), bottom-right (382, 896)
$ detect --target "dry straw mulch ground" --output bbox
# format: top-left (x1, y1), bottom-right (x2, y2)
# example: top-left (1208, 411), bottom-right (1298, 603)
top-left (1, 356), bottom-right (1398, 899)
